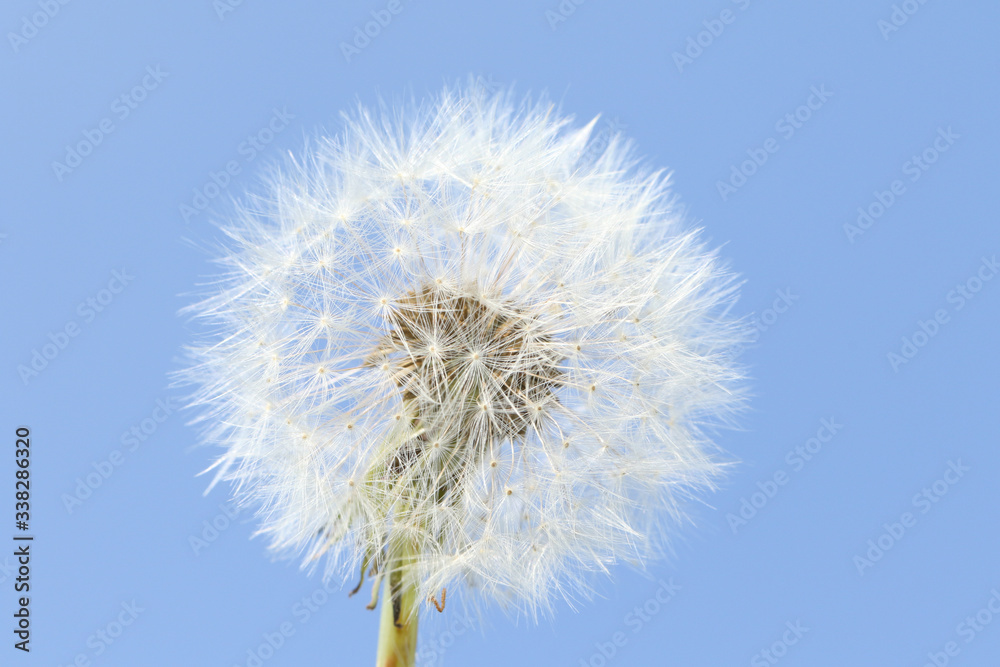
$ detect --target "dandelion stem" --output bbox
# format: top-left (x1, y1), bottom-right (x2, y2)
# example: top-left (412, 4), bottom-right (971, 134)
top-left (375, 546), bottom-right (418, 667)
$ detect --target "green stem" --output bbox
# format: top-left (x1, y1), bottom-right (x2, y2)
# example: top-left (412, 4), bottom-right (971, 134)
top-left (375, 549), bottom-right (418, 667)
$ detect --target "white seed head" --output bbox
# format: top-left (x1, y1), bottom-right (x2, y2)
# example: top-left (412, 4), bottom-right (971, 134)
top-left (180, 80), bottom-right (746, 617)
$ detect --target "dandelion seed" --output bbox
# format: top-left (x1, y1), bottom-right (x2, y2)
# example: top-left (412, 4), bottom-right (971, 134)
top-left (179, 79), bottom-right (746, 666)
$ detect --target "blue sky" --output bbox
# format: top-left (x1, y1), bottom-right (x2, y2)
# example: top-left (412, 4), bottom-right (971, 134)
top-left (2, 1), bottom-right (998, 665)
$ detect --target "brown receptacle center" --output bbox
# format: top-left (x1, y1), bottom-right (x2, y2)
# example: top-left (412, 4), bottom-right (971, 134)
top-left (367, 284), bottom-right (563, 486)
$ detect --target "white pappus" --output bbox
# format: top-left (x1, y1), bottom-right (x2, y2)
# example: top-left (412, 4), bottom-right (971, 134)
top-left (179, 79), bottom-right (747, 620)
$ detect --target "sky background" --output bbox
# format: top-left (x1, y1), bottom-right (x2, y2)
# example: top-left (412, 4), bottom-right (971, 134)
top-left (2, 1), bottom-right (999, 665)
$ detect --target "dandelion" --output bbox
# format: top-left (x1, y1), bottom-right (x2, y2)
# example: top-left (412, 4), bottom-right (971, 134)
top-left (180, 80), bottom-right (746, 666)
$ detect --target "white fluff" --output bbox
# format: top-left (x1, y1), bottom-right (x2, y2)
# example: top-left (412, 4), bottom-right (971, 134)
top-left (180, 80), bottom-right (746, 618)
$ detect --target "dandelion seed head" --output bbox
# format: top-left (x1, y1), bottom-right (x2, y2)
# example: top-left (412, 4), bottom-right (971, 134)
top-left (180, 79), bottom-right (747, 617)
